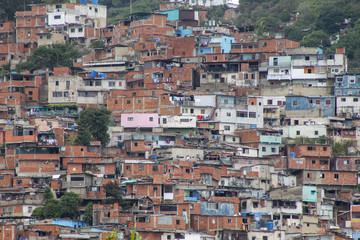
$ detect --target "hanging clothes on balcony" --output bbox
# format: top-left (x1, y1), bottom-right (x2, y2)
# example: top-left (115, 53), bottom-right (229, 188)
top-left (197, 115), bottom-right (204, 120)
top-left (90, 70), bottom-right (98, 78)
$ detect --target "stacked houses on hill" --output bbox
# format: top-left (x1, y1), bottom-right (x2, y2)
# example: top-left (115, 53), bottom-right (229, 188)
top-left (0, 1), bottom-right (359, 240)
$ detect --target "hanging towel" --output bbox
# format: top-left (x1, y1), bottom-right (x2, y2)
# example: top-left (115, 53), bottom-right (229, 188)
top-left (99, 73), bottom-right (106, 78)
top-left (90, 70), bottom-right (98, 78)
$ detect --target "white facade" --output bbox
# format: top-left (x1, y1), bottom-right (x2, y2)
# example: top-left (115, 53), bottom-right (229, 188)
top-left (194, 95), bottom-right (216, 107)
top-left (277, 125), bottom-right (327, 139)
top-left (48, 74), bottom-right (81, 104)
top-left (237, 145), bottom-right (258, 157)
top-left (160, 115), bottom-right (197, 128)
top-left (236, 99), bottom-right (264, 128)
top-left (337, 96), bottom-right (360, 116)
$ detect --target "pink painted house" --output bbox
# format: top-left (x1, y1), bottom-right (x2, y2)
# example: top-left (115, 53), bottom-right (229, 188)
top-left (121, 113), bottom-right (159, 128)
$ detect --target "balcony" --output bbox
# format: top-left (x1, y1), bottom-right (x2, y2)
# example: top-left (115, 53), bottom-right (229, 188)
top-left (267, 74), bottom-right (291, 81)
top-left (260, 135), bottom-right (281, 144)
top-left (263, 112), bottom-right (280, 119)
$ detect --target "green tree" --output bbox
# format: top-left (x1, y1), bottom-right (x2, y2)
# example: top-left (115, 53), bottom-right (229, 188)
top-left (75, 107), bottom-right (112, 146)
top-left (256, 13), bottom-right (281, 38)
top-left (16, 43), bottom-right (82, 72)
top-left (90, 39), bottom-right (106, 49)
top-left (284, 25), bottom-right (306, 42)
top-left (42, 199), bottom-right (61, 219)
top-left (103, 182), bottom-right (124, 205)
top-left (43, 187), bottom-right (55, 203)
top-left (84, 202), bottom-right (94, 224)
top-left (31, 207), bottom-right (45, 219)
top-left (59, 192), bottom-right (83, 220)
top-left (315, 4), bottom-right (344, 35)
top-left (300, 30), bottom-right (330, 47)
top-left (336, 19), bottom-right (360, 60)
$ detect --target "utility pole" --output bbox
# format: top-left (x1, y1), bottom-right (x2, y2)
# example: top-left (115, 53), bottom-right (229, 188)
top-left (130, 0), bottom-right (132, 14)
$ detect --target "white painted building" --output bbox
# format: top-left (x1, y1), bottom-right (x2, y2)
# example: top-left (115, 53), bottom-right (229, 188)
top-left (336, 96), bottom-right (360, 116)
top-left (277, 124), bottom-right (328, 139)
top-left (160, 115), bottom-right (197, 128)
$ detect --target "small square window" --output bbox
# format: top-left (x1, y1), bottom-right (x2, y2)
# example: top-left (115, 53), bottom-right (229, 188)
top-left (138, 165), bottom-right (144, 171)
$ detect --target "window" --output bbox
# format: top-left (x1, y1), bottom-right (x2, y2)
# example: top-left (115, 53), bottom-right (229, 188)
top-left (227, 219), bottom-right (232, 223)
top-left (320, 173), bottom-right (325, 178)
top-left (316, 100), bottom-right (320, 105)
top-left (176, 219), bottom-right (180, 225)
top-left (108, 82), bottom-right (115, 87)
top-left (64, 91), bottom-right (69, 97)
top-left (271, 148), bottom-right (276, 153)
top-left (138, 165), bottom-right (144, 171)
top-left (54, 15), bottom-right (61, 20)
top-left (249, 112), bottom-right (256, 118)
top-left (323, 147), bottom-right (327, 151)
top-left (138, 100), bottom-right (141, 104)
top-left (267, 99), bottom-right (273, 105)
top-left (344, 160), bottom-right (350, 165)
top-left (315, 131), bottom-right (318, 135)
top-left (305, 56), bottom-right (310, 60)
top-left (262, 147), bottom-right (266, 152)
top-left (128, 117), bottom-right (133, 121)
top-left (307, 146), bottom-right (316, 151)
top-left (152, 165), bottom-right (158, 171)
top-left (29, 91), bottom-right (33, 95)
top-left (134, 142), bottom-right (138, 146)
top-left (201, 109), bottom-right (205, 114)
top-left (312, 160), bottom-right (316, 164)
top-left (237, 112), bottom-right (248, 118)
top-left (226, 112), bottom-right (231, 117)
top-left (263, 237), bottom-right (268, 240)
top-left (356, 160), bottom-right (360, 164)
top-left (126, 165), bottom-right (130, 170)
top-left (334, 174), bottom-right (339, 181)
top-left (307, 173), bottom-right (312, 178)
top-left (52, 92), bottom-right (62, 97)
top-left (55, 81), bottom-right (59, 86)
top-left (244, 73), bottom-right (248, 79)
top-left (296, 131), bottom-right (300, 136)
top-left (224, 126), bottom-right (230, 131)
top-left (71, 28), bottom-right (75, 33)
top-left (320, 160), bottom-right (328, 165)
top-left (326, 100), bottom-right (331, 105)
top-left (149, 117), bottom-right (153, 122)
top-left (354, 98), bottom-right (359, 102)
top-left (292, 101), bottom-right (298, 106)
top-left (126, 100), bottom-right (131, 104)
top-left (185, 168), bottom-right (190, 173)
top-left (341, 98), bottom-right (346, 102)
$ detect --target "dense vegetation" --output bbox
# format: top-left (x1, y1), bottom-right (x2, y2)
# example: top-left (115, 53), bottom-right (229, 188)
top-left (235, 0), bottom-right (360, 71)
top-left (75, 107), bottom-right (112, 146)
top-left (32, 187), bottom-right (83, 220)
top-left (16, 43), bottom-right (82, 73)
top-left (2, 0), bottom-right (360, 71)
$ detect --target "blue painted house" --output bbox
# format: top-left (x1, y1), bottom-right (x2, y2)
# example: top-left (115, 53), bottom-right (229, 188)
top-left (302, 186), bottom-right (317, 202)
top-left (335, 74), bottom-right (360, 96)
top-left (286, 96), bottom-right (335, 117)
